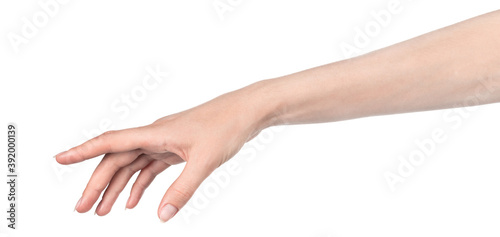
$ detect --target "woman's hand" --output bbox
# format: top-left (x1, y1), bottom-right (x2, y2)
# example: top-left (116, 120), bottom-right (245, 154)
top-left (55, 81), bottom-right (278, 222)
top-left (56, 9), bottom-right (500, 223)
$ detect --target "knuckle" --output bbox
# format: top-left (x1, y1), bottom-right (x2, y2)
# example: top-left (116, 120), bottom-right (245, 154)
top-left (80, 138), bottom-right (102, 155)
top-left (135, 178), bottom-right (151, 190)
top-left (145, 167), bottom-right (158, 177)
top-left (71, 146), bottom-right (86, 160)
top-left (106, 187), bottom-right (121, 198)
top-left (138, 125), bottom-right (157, 150)
top-left (99, 130), bottom-right (115, 140)
top-left (125, 160), bottom-right (144, 174)
top-left (134, 169), bottom-right (156, 190)
top-left (124, 165), bottom-right (136, 174)
top-left (89, 184), bottom-right (106, 196)
top-left (101, 158), bottom-right (120, 172)
top-left (170, 184), bottom-right (194, 201)
top-left (160, 139), bottom-right (170, 152)
top-left (101, 130), bottom-right (116, 137)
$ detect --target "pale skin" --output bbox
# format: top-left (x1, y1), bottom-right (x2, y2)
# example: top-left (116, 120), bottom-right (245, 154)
top-left (56, 10), bottom-right (500, 222)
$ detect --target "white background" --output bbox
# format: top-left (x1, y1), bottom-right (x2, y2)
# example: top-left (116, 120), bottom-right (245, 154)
top-left (1, 0), bottom-right (500, 236)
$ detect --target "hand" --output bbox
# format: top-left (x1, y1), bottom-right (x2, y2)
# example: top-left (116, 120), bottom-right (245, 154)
top-left (56, 8), bottom-right (500, 222)
top-left (55, 82), bottom-right (276, 222)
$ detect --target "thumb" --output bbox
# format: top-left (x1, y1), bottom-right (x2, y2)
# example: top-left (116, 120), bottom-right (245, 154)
top-left (158, 161), bottom-right (213, 223)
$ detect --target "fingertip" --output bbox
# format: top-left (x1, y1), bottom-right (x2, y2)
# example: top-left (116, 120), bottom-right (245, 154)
top-left (74, 196), bottom-right (97, 214)
top-left (55, 149), bottom-right (77, 164)
top-left (95, 201), bottom-right (112, 216)
top-left (158, 203), bottom-right (178, 223)
top-left (54, 150), bottom-right (67, 164)
top-left (95, 202), bottom-right (105, 216)
top-left (125, 196), bottom-right (133, 209)
top-left (95, 202), bottom-right (101, 216)
top-left (126, 192), bottom-right (140, 209)
top-left (74, 197), bottom-right (84, 213)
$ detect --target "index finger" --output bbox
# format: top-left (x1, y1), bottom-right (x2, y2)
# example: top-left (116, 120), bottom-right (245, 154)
top-left (55, 127), bottom-right (149, 164)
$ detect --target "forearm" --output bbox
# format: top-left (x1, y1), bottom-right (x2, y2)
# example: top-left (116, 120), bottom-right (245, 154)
top-left (254, 10), bottom-right (500, 127)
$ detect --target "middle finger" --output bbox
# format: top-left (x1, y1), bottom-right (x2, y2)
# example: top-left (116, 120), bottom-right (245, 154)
top-left (75, 150), bottom-right (142, 213)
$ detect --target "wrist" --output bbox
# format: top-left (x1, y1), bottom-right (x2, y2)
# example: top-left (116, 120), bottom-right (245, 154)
top-left (239, 78), bottom-right (287, 131)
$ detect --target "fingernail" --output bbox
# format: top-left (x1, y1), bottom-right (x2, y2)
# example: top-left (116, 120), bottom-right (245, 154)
top-left (74, 197), bottom-right (82, 212)
top-left (95, 201), bottom-right (104, 216)
top-left (54, 150), bottom-right (68, 159)
top-left (126, 196), bottom-right (132, 209)
top-left (159, 204), bottom-right (178, 223)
